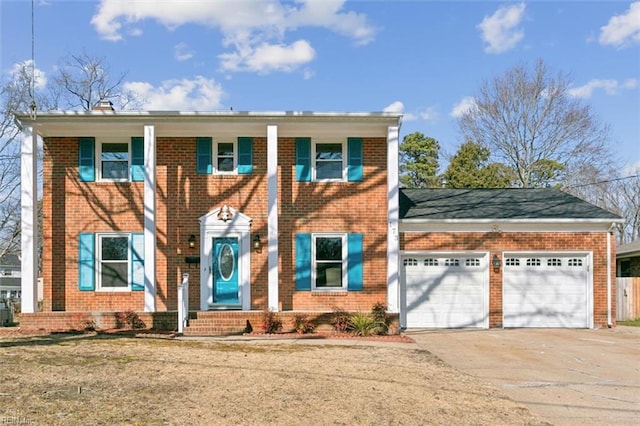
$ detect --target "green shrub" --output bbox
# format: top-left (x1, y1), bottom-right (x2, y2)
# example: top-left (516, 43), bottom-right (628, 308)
top-left (348, 312), bottom-right (382, 336)
top-left (262, 310), bottom-right (282, 334)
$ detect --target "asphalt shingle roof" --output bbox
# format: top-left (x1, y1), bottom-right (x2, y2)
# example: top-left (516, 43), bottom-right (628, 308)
top-left (399, 188), bottom-right (622, 221)
top-left (617, 239), bottom-right (640, 256)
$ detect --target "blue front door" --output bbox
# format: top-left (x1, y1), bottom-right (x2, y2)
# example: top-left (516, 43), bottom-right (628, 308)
top-left (212, 237), bottom-right (239, 305)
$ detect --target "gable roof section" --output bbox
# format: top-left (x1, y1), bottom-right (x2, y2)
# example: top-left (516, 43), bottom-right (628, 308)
top-left (400, 188), bottom-right (621, 221)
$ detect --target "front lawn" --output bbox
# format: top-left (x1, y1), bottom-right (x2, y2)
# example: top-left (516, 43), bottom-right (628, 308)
top-left (618, 317), bottom-right (640, 327)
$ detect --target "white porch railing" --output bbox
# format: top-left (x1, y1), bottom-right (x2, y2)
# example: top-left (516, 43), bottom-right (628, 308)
top-left (178, 273), bottom-right (189, 334)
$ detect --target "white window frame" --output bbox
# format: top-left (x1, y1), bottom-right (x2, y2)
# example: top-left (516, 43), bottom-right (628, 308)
top-left (96, 232), bottom-right (132, 292)
top-left (312, 233), bottom-right (347, 291)
top-left (97, 140), bottom-right (131, 182)
top-left (312, 141), bottom-right (346, 182)
top-left (214, 140), bottom-right (238, 175)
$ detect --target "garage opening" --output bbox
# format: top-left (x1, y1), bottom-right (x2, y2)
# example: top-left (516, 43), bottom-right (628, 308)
top-left (402, 253), bottom-right (489, 328)
top-left (502, 253), bottom-right (591, 328)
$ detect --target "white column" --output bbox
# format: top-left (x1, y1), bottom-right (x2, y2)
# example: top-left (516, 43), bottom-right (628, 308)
top-left (387, 125), bottom-right (400, 315)
top-left (143, 125), bottom-right (157, 312)
top-left (20, 126), bottom-right (38, 313)
top-left (267, 124), bottom-right (279, 311)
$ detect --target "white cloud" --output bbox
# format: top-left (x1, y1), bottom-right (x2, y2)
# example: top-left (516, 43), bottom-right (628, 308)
top-left (219, 40), bottom-right (315, 73)
top-left (450, 97), bottom-right (476, 118)
top-left (383, 101), bottom-right (404, 114)
top-left (568, 78), bottom-right (638, 98)
top-left (477, 3), bottom-right (526, 54)
top-left (622, 161), bottom-right (640, 176)
top-left (174, 43), bottom-right (194, 62)
top-left (419, 107), bottom-right (439, 123)
top-left (123, 76), bottom-right (224, 110)
top-left (599, 2), bottom-right (640, 48)
top-left (91, 0), bottom-right (375, 73)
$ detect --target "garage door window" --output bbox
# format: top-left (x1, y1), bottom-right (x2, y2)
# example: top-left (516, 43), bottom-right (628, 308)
top-left (424, 258), bottom-right (438, 266)
top-left (404, 258), bottom-right (418, 266)
top-left (568, 258), bottom-right (583, 267)
top-left (465, 258), bottom-right (481, 267)
top-left (445, 258), bottom-right (460, 267)
top-left (506, 258), bottom-right (519, 266)
top-left (526, 258), bottom-right (541, 266)
top-left (547, 258), bottom-right (562, 266)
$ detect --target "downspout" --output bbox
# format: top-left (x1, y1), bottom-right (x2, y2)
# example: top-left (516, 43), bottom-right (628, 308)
top-left (606, 224), bottom-right (616, 328)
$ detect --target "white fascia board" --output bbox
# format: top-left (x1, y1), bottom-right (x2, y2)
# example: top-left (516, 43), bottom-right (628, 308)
top-left (400, 218), bottom-right (624, 233)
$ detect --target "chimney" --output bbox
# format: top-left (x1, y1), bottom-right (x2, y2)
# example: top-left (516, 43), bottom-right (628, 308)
top-left (93, 99), bottom-right (114, 111)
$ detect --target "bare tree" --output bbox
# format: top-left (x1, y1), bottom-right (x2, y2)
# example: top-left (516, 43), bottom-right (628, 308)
top-left (458, 59), bottom-right (613, 188)
top-left (0, 54), bottom-right (139, 258)
top-left (52, 52), bottom-right (140, 111)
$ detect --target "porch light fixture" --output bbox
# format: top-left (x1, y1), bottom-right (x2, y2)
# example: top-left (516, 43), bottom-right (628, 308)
top-left (188, 234), bottom-right (196, 249)
top-left (492, 254), bottom-right (501, 270)
top-left (253, 234), bottom-right (262, 252)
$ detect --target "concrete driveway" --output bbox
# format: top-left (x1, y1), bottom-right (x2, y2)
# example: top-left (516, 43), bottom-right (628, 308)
top-left (407, 327), bottom-right (640, 425)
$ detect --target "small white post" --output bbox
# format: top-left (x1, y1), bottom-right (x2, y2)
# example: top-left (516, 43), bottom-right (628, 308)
top-left (178, 273), bottom-right (189, 334)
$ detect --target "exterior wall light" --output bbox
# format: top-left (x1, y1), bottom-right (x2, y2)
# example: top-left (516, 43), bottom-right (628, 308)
top-left (253, 235), bottom-right (262, 252)
top-left (188, 234), bottom-right (196, 249)
top-left (492, 254), bottom-right (501, 270)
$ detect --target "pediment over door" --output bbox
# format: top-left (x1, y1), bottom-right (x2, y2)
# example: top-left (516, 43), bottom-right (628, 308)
top-left (199, 206), bottom-right (252, 231)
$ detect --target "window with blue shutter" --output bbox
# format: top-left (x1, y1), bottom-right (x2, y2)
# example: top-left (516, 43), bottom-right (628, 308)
top-left (347, 138), bottom-right (363, 182)
top-left (237, 137), bottom-right (253, 174)
top-left (79, 233), bottom-right (95, 291)
top-left (130, 233), bottom-right (145, 291)
top-left (131, 137), bottom-right (144, 182)
top-left (78, 137), bottom-right (95, 182)
top-left (196, 137), bottom-right (213, 174)
top-left (347, 233), bottom-right (363, 291)
top-left (296, 138), bottom-right (311, 182)
top-left (295, 233), bottom-right (312, 290)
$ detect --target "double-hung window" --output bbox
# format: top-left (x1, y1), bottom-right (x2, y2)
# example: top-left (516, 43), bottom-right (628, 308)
top-left (78, 137), bottom-right (144, 182)
top-left (215, 141), bottom-right (236, 173)
top-left (313, 234), bottom-right (347, 289)
top-left (98, 234), bottom-right (130, 290)
top-left (314, 143), bottom-right (345, 181)
top-left (79, 232), bottom-right (144, 292)
top-left (295, 137), bottom-right (362, 182)
top-left (295, 232), bottom-right (363, 292)
top-left (99, 143), bottom-right (129, 181)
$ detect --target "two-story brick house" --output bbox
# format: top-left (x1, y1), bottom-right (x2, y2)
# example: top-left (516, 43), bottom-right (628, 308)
top-left (16, 105), bottom-right (622, 332)
top-left (16, 106), bottom-right (402, 332)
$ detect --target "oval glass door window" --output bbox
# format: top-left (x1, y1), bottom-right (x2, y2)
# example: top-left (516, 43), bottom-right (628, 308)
top-left (218, 243), bottom-right (235, 281)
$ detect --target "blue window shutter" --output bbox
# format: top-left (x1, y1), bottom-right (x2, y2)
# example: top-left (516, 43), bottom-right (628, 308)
top-left (130, 233), bottom-right (145, 291)
top-left (295, 233), bottom-right (312, 291)
top-left (347, 137), bottom-right (363, 182)
top-left (131, 137), bottom-right (144, 182)
top-left (78, 137), bottom-right (95, 182)
top-left (196, 137), bottom-right (212, 174)
top-left (347, 233), bottom-right (363, 291)
top-left (295, 137), bottom-right (311, 182)
top-left (78, 233), bottom-right (95, 291)
top-left (237, 137), bottom-right (253, 174)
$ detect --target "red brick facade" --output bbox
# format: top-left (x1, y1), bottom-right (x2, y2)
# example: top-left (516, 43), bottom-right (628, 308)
top-left (401, 231), bottom-right (616, 328)
top-left (42, 135), bottom-right (389, 314)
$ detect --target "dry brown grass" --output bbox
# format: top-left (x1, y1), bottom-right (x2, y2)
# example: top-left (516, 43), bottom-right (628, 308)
top-left (0, 333), bottom-right (546, 425)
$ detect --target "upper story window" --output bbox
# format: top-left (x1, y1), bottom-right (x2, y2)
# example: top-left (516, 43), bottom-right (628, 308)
top-left (196, 137), bottom-right (253, 175)
top-left (314, 143), bottom-right (345, 181)
top-left (296, 137), bottom-right (363, 182)
top-left (78, 137), bottom-right (144, 183)
top-left (99, 143), bottom-right (129, 181)
top-left (215, 141), bottom-right (236, 173)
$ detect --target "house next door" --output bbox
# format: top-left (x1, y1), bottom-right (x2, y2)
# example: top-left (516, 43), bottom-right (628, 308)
top-left (212, 237), bottom-right (239, 305)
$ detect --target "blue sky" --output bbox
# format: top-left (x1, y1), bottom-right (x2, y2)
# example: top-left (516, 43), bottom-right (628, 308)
top-left (2, 0), bottom-right (639, 173)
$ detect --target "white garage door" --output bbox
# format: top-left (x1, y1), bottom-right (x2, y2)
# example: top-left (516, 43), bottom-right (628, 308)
top-left (503, 254), bottom-right (590, 328)
top-left (403, 253), bottom-right (488, 328)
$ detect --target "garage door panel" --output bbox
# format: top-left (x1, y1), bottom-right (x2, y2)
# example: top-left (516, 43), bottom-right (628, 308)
top-left (404, 254), bottom-right (488, 328)
top-left (503, 254), bottom-right (589, 328)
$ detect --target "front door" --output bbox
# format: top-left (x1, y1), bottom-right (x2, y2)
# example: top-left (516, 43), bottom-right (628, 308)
top-left (212, 237), bottom-right (240, 305)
